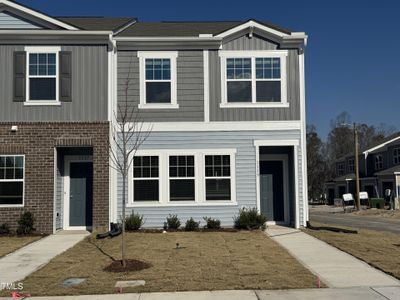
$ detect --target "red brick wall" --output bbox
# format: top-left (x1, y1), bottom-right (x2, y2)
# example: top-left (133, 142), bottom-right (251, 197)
top-left (0, 122), bottom-right (110, 234)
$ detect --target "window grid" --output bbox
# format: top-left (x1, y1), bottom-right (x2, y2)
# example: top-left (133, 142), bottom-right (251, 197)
top-left (145, 58), bottom-right (171, 81)
top-left (0, 155), bottom-right (24, 206)
top-left (225, 56), bottom-right (283, 103)
top-left (169, 155), bottom-right (195, 179)
top-left (205, 155), bottom-right (232, 201)
top-left (375, 155), bottom-right (383, 170)
top-left (29, 53), bottom-right (56, 77)
top-left (337, 163), bottom-right (345, 176)
top-left (256, 58), bottom-right (281, 80)
top-left (348, 158), bottom-right (355, 173)
top-left (133, 156), bottom-right (159, 202)
top-left (394, 148), bottom-right (400, 165)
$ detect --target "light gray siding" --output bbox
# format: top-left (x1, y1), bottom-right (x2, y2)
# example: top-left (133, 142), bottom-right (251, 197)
top-left (117, 50), bottom-right (204, 122)
top-left (0, 12), bottom-right (41, 29)
top-left (209, 34), bottom-right (300, 121)
top-left (0, 45), bottom-right (108, 121)
top-left (117, 130), bottom-right (305, 227)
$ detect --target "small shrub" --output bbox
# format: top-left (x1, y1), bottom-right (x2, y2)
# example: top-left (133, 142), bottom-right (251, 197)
top-left (17, 211), bottom-right (35, 235)
top-left (203, 217), bottom-right (221, 229)
top-left (0, 223), bottom-right (10, 235)
top-left (185, 218), bottom-right (200, 231)
top-left (125, 213), bottom-right (145, 231)
top-left (234, 208), bottom-right (267, 230)
top-left (166, 214), bottom-right (181, 230)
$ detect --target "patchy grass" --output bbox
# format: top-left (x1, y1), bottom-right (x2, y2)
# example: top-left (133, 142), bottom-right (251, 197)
top-left (305, 222), bottom-right (400, 279)
top-left (0, 236), bottom-right (42, 257)
top-left (9, 231), bottom-right (318, 296)
top-left (350, 209), bottom-right (400, 219)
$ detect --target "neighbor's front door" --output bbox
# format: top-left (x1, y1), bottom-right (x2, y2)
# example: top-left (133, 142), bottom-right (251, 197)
top-left (69, 162), bottom-right (93, 227)
top-left (260, 161), bottom-right (285, 222)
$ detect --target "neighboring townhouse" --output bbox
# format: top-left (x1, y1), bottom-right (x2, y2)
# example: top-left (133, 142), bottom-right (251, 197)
top-left (0, 0), bottom-right (309, 233)
top-left (325, 133), bottom-right (400, 203)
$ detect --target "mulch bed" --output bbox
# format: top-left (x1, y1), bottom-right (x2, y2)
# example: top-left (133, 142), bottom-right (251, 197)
top-left (104, 259), bottom-right (152, 273)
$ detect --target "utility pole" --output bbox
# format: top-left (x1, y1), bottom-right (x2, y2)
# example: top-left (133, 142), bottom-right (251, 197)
top-left (354, 123), bottom-right (361, 210)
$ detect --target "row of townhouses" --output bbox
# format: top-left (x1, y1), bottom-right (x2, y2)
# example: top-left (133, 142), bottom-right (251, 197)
top-left (325, 133), bottom-right (400, 203)
top-left (0, 0), bottom-right (308, 233)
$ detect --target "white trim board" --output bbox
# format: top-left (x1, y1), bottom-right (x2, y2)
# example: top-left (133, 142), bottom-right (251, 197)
top-left (0, 0), bottom-right (79, 30)
top-left (123, 121), bottom-right (302, 132)
top-left (63, 155), bottom-right (93, 231)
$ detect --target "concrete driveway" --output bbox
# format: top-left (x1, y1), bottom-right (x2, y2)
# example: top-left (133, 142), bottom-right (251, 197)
top-left (309, 206), bottom-right (400, 234)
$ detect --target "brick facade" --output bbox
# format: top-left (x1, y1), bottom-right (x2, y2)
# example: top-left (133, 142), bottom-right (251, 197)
top-left (0, 122), bottom-right (110, 234)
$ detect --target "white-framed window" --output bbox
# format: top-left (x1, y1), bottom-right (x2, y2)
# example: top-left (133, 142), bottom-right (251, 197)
top-left (127, 149), bottom-right (236, 207)
top-left (219, 50), bottom-right (288, 108)
top-left (168, 155), bottom-right (195, 202)
top-left (393, 148), bottom-right (400, 165)
top-left (0, 155), bottom-right (24, 207)
top-left (204, 155), bottom-right (232, 201)
top-left (25, 46), bottom-right (60, 105)
top-left (137, 51), bottom-right (178, 109)
top-left (133, 156), bottom-right (160, 202)
top-left (337, 162), bottom-right (345, 176)
top-left (375, 155), bottom-right (383, 170)
top-left (348, 158), bottom-right (355, 173)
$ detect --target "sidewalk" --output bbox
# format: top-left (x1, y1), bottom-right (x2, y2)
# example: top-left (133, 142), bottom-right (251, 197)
top-left (1, 287), bottom-right (400, 300)
top-left (266, 226), bottom-right (400, 288)
top-left (0, 231), bottom-right (89, 284)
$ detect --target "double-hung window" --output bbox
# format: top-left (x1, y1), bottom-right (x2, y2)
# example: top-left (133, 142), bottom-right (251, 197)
top-left (393, 148), bottom-right (400, 165)
top-left (348, 158), bottom-right (355, 173)
top-left (133, 156), bottom-right (159, 202)
top-left (375, 155), bottom-right (383, 170)
top-left (169, 155), bottom-right (195, 201)
top-left (337, 163), bottom-right (345, 176)
top-left (138, 51), bottom-right (178, 109)
top-left (25, 46), bottom-right (60, 104)
top-left (205, 155), bottom-right (231, 201)
top-left (220, 50), bottom-right (288, 107)
top-left (0, 155), bottom-right (24, 206)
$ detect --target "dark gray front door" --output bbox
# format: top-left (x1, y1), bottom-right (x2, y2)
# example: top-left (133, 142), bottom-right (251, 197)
top-left (69, 162), bottom-right (93, 227)
top-left (260, 161), bottom-right (284, 222)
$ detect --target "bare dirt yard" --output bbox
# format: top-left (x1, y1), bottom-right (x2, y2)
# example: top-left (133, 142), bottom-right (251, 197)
top-left (6, 231), bottom-right (319, 296)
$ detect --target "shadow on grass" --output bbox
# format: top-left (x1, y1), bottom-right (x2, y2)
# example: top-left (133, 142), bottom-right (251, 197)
top-left (87, 238), bottom-right (116, 261)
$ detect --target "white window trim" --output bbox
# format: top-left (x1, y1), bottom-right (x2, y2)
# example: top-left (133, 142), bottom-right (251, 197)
top-left (24, 46), bottom-right (61, 106)
top-left (127, 149), bottom-right (237, 207)
top-left (132, 155), bottom-right (162, 204)
top-left (167, 154), bottom-right (197, 203)
top-left (393, 148), bottom-right (400, 165)
top-left (137, 51), bottom-right (179, 109)
top-left (0, 155), bottom-right (25, 208)
top-left (219, 50), bottom-right (288, 108)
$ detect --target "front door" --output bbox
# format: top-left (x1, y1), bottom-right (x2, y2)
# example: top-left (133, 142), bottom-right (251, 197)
top-left (69, 162), bottom-right (93, 227)
top-left (260, 161), bottom-right (285, 222)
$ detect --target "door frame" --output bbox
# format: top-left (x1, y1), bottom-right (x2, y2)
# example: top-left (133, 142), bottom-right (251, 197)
top-left (63, 155), bottom-right (93, 230)
top-left (254, 140), bottom-right (300, 228)
top-left (259, 154), bottom-right (290, 225)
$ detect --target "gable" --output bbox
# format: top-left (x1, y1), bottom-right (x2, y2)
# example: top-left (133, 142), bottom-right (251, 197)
top-left (222, 34), bottom-right (279, 51)
top-left (0, 11), bottom-right (42, 29)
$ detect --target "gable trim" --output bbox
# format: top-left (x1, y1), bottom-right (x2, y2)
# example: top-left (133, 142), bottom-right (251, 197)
top-left (0, 0), bottom-right (79, 30)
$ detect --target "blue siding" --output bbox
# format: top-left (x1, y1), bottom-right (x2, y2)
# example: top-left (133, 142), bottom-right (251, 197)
top-left (0, 12), bottom-right (41, 29)
top-left (116, 130), bottom-right (305, 227)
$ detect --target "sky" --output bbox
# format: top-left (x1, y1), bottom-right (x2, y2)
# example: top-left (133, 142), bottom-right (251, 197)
top-left (18, 0), bottom-right (400, 139)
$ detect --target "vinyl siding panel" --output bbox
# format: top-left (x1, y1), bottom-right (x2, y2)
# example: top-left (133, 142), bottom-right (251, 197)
top-left (0, 12), bottom-right (41, 29)
top-left (0, 45), bottom-right (108, 121)
top-left (117, 50), bottom-right (204, 122)
top-left (209, 34), bottom-right (300, 121)
top-left (116, 130), bottom-right (305, 227)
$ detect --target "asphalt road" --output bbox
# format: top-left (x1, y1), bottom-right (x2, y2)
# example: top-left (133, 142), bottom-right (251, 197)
top-left (309, 210), bottom-right (400, 234)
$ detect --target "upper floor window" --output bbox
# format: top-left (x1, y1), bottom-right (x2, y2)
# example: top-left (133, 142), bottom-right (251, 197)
top-left (138, 51), bottom-right (178, 109)
top-left (25, 46), bottom-right (60, 105)
top-left (0, 155), bottom-right (24, 206)
top-left (348, 158), bottom-right (355, 173)
top-left (393, 148), bottom-right (400, 165)
top-left (337, 163), bottom-right (345, 176)
top-left (375, 155), bottom-right (383, 170)
top-left (220, 50), bottom-right (288, 108)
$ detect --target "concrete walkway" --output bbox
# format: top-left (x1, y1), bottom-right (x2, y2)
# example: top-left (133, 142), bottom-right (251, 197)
top-left (266, 226), bottom-right (400, 288)
top-left (0, 231), bottom-right (89, 283)
top-left (1, 287), bottom-right (400, 300)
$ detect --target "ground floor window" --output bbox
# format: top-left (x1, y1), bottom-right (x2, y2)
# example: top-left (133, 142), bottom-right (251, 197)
top-left (129, 150), bottom-right (236, 205)
top-left (0, 155), bottom-right (24, 205)
top-left (133, 156), bottom-right (159, 202)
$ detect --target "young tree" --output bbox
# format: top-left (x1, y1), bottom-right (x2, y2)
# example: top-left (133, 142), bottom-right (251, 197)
top-left (109, 62), bottom-right (152, 268)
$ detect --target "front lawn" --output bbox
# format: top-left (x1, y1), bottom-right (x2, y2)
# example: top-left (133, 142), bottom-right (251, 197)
top-left (305, 222), bottom-right (400, 279)
top-left (0, 236), bottom-right (42, 258)
top-left (13, 231), bottom-right (318, 296)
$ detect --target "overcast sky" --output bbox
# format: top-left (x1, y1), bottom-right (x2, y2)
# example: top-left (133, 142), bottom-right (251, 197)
top-left (19, 0), bottom-right (400, 139)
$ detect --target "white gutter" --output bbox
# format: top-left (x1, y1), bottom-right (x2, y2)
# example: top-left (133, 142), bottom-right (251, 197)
top-left (0, 30), bottom-right (113, 35)
top-left (114, 36), bottom-right (222, 42)
top-left (363, 136), bottom-right (400, 157)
